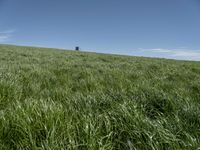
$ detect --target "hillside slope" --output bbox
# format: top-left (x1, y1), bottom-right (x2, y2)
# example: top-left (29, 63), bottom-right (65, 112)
top-left (0, 45), bottom-right (200, 149)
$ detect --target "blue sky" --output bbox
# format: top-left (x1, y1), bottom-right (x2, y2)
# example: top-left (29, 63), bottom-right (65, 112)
top-left (0, 0), bottom-right (200, 60)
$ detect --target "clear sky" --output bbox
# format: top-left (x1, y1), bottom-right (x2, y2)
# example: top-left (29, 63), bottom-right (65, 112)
top-left (0, 0), bottom-right (200, 60)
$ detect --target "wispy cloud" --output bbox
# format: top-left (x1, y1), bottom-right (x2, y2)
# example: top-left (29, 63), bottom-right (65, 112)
top-left (139, 48), bottom-right (200, 61)
top-left (0, 29), bottom-right (15, 43)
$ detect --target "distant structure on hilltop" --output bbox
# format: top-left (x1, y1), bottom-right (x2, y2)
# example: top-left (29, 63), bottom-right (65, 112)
top-left (75, 46), bottom-right (80, 51)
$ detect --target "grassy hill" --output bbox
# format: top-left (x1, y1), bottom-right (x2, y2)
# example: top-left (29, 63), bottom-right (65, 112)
top-left (0, 44), bottom-right (200, 149)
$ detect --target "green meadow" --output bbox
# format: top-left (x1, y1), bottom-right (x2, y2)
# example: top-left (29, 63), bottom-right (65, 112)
top-left (0, 44), bottom-right (200, 149)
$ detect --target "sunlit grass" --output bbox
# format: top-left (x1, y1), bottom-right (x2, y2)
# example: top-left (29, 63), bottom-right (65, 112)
top-left (0, 44), bottom-right (200, 149)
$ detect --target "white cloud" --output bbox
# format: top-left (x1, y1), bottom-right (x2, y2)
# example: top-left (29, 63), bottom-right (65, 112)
top-left (139, 48), bottom-right (172, 53)
top-left (0, 35), bottom-right (10, 42)
top-left (0, 30), bottom-right (15, 42)
top-left (139, 48), bottom-right (200, 61)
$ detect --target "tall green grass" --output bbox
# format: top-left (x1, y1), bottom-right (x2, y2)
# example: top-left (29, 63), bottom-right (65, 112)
top-left (0, 44), bottom-right (200, 149)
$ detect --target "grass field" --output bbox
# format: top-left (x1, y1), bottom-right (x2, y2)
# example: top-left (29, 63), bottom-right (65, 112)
top-left (0, 44), bottom-right (200, 149)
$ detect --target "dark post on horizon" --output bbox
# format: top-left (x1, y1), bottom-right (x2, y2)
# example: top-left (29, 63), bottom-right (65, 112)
top-left (75, 47), bottom-right (79, 51)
